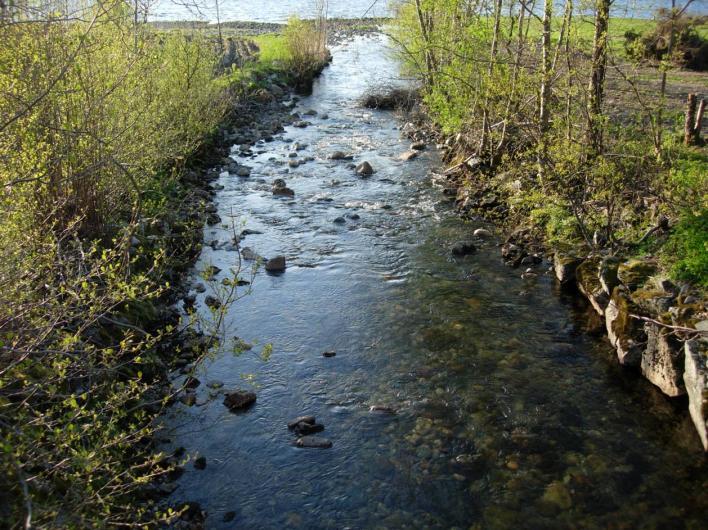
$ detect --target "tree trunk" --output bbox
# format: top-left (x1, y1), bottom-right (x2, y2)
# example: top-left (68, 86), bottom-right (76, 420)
top-left (538, 0), bottom-right (553, 181)
top-left (684, 93), bottom-right (697, 145)
top-left (414, 0), bottom-right (435, 87)
top-left (479, 0), bottom-right (503, 158)
top-left (587, 0), bottom-right (610, 153)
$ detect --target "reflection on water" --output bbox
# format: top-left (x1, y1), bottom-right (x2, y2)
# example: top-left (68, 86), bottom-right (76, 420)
top-left (161, 35), bottom-right (707, 529)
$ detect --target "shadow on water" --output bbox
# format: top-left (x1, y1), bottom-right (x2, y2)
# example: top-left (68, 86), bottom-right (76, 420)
top-left (160, 35), bottom-right (707, 529)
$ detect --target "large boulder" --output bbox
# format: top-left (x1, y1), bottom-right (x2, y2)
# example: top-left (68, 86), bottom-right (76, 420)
top-left (575, 258), bottom-right (609, 316)
top-left (684, 330), bottom-right (708, 450)
top-left (641, 322), bottom-right (686, 397)
top-left (605, 287), bottom-right (646, 366)
top-left (554, 253), bottom-right (584, 284)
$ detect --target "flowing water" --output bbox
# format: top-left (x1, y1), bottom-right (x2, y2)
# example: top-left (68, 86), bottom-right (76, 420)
top-left (161, 35), bottom-right (707, 529)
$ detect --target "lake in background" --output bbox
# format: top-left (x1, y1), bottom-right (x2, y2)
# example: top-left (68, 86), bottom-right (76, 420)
top-left (149, 0), bottom-right (706, 23)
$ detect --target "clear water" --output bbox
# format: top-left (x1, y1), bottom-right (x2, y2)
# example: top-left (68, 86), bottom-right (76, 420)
top-left (160, 35), bottom-right (707, 529)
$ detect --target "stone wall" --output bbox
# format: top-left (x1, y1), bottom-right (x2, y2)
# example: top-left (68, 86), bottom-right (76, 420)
top-left (554, 252), bottom-right (708, 450)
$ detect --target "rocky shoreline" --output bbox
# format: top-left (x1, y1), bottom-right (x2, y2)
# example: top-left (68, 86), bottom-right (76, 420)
top-left (398, 116), bottom-right (708, 451)
top-left (130, 56), bottom-right (332, 525)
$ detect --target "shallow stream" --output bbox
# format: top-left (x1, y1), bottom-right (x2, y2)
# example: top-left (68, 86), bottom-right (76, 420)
top-left (161, 35), bottom-right (707, 529)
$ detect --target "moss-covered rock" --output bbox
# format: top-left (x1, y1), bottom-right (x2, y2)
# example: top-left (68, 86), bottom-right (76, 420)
top-left (684, 328), bottom-right (708, 450)
top-left (605, 286), bottom-right (646, 366)
top-left (576, 258), bottom-right (609, 316)
top-left (617, 258), bottom-right (658, 290)
top-left (641, 322), bottom-right (686, 397)
top-left (631, 285), bottom-right (676, 317)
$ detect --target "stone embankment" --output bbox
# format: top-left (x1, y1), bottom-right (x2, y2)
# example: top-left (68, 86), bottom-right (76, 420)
top-left (399, 117), bottom-right (708, 452)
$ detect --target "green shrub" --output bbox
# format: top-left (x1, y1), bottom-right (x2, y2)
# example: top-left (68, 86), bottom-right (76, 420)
top-left (0, 3), bottom-right (228, 526)
top-left (662, 209), bottom-right (708, 287)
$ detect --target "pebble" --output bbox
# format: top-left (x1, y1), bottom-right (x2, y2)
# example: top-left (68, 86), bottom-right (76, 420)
top-left (295, 436), bottom-right (333, 449)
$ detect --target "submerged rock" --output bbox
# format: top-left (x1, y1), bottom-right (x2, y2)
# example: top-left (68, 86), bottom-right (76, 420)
top-left (333, 217), bottom-right (346, 225)
top-left (451, 241), bottom-right (476, 257)
top-left (684, 332), bottom-right (708, 450)
top-left (223, 390), bottom-right (256, 411)
top-left (295, 436), bottom-right (332, 448)
top-left (541, 481), bottom-right (572, 510)
top-left (410, 140), bottom-right (426, 150)
top-left (369, 405), bottom-right (397, 414)
top-left (265, 256), bottom-right (286, 273)
top-left (322, 351), bottom-right (337, 357)
top-left (473, 228), bottom-right (492, 238)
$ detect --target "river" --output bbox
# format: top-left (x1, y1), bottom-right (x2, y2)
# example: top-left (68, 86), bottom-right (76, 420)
top-left (158, 33), bottom-right (707, 529)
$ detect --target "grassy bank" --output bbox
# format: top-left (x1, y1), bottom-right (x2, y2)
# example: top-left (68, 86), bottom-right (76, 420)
top-left (0, 5), bottom-right (325, 527)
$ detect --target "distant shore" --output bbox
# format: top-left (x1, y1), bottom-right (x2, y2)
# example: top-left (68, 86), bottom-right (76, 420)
top-left (150, 18), bottom-right (391, 43)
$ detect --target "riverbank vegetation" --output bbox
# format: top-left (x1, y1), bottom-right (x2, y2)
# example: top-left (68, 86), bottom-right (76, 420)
top-left (392, 0), bottom-right (707, 288)
top-left (0, 3), bottom-right (326, 527)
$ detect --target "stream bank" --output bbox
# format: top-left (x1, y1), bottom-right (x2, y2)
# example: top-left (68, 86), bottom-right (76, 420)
top-left (412, 124), bottom-right (708, 452)
top-left (160, 35), bottom-right (707, 529)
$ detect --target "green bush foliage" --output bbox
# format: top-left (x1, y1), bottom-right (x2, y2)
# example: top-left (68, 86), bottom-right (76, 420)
top-left (0, 3), bottom-right (228, 526)
top-left (393, 0), bottom-right (707, 287)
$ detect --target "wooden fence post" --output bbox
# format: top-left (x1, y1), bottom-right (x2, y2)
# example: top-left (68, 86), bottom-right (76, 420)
top-left (684, 93), bottom-right (697, 145)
